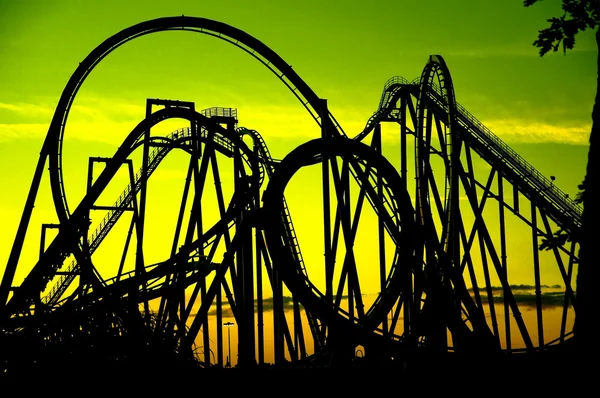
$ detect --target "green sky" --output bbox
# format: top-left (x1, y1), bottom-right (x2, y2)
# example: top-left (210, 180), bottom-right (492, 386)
top-left (0, 0), bottom-right (595, 291)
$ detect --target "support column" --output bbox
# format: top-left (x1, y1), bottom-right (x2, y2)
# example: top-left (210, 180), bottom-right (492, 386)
top-left (497, 174), bottom-right (511, 352)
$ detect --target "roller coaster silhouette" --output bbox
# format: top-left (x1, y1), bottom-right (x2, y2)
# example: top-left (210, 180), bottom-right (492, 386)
top-left (0, 17), bottom-right (581, 374)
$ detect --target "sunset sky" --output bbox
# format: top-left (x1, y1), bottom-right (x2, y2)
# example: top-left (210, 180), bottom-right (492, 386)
top-left (0, 0), bottom-right (595, 359)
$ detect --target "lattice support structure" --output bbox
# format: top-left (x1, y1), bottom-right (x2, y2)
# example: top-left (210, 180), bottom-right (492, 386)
top-left (0, 17), bottom-right (581, 373)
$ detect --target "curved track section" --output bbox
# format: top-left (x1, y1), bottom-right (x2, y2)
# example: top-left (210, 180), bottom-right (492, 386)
top-left (0, 15), bottom-right (584, 369)
top-left (237, 127), bottom-right (307, 276)
top-left (45, 16), bottom-right (347, 224)
top-left (416, 55), bottom-right (459, 250)
top-left (355, 77), bottom-right (419, 142)
top-left (357, 55), bottom-right (580, 353)
top-left (262, 136), bottom-right (417, 340)
top-left (43, 126), bottom-right (245, 307)
top-left (4, 107), bottom-right (258, 320)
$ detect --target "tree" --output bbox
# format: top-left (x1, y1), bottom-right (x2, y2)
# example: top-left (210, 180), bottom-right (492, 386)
top-left (524, 0), bottom-right (599, 359)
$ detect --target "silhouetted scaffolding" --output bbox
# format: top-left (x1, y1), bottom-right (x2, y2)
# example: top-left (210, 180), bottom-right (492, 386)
top-left (0, 17), bottom-right (580, 373)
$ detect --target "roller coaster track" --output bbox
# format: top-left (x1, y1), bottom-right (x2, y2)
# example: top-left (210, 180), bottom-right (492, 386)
top-left (238, 127), bottom-right (307, 276)
top-left (355, 77), bottom-right (418, 142)
top-left (0, 16), bottom-right (355, 312)
top-left (238, 127), bottom-right (327, 353)
top-left (425, 81), bottom-right (583, 232)
top-left (43, 126), bottom-right (237, 306)
top-left (367, 76), bottom-right (582, 232)
top-left (44, 124), bottom-right (315, 349)
top-left (1, 16), bottom-right (584, 371)
top-left (241, 126), bottom-right (411, 348)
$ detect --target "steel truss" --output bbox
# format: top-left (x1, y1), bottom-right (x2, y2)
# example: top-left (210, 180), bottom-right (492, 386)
top-left (0, 18), bottom-right (580, 372)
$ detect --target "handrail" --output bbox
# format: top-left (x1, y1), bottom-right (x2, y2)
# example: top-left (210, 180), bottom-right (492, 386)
top-left (366, 75), bottom-right (582, 231)
top-left (43, 126), bottom-right (238, 305)
top-left (424, 82), bottom-right (582, 228)
top-left (200, 107), bottom-right (238, 120)
top-left (356, 76), bottom-right (416, 141)
top-left (378, 76), bottom-right (413, 110)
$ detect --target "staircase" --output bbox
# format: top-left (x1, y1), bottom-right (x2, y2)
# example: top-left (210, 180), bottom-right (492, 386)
top-left (43, 127), bottom-right (235, 305)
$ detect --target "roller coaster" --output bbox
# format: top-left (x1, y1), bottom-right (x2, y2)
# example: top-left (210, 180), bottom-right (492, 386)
top-left (0, 16), bottom-right (581, 373)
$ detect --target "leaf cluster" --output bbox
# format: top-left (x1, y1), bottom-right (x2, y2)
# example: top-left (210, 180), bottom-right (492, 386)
top-left (524, 0), bottom-right (600, 56)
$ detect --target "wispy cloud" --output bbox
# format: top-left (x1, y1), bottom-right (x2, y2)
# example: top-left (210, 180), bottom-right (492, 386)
top-left (0, 121), bottom-right (147, 145)
top-left (0, 99), bottom-right (322, 145)
top-left (446, 48), bottom-right (538, 59)
top-left (235, 105), bottom-right (321, 140)
top-left (469, 284), bottom-right (563, 293)
top-left (205, 295), bottom-right (302, 317)
top-left (0, 123), bottom-right (48, 141)
top-left (0, 98), bottom-right (160, 145)
top-left (469, 284), bottom-right (572, 308)
top-left (2, 98), bottom-right (587, 148)
top-left (0, 102), bottom-right (54, 119)
top-left (192, 295), bottom-right (352, 317)
top-left (481, 119), bottom-right (590, 145)
top-left (445, 38), bottom-right (598, 59)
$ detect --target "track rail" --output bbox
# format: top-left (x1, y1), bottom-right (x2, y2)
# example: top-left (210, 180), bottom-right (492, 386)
top-left (238, 127), bottom-right (307, 276)
top-left (0, 11), bottom-right (582, 365)
top-left (43, 126), bottom-right (242, 306)
top-left (425, 82), bottom-right (582, 232)
top-left (372, 76), bottom-right (582, 232)
top-left (3, 107), bottom-right (258, 319)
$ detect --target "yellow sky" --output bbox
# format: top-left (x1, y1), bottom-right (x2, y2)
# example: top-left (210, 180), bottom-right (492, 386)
top-left (0, 1), bottom-right (592, 363)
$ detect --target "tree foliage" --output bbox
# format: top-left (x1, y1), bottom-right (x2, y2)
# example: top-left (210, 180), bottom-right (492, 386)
top-left (525, 0), bottom-right (599, 251)
top-left (525, 0), bottom-right (600, 354)
top-left (524, 0), bottom-right (599, 55)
